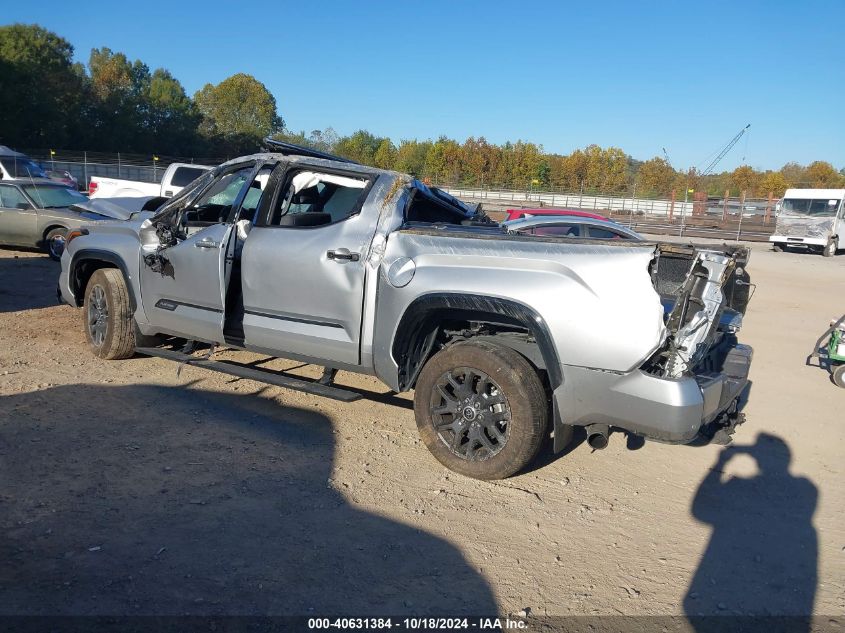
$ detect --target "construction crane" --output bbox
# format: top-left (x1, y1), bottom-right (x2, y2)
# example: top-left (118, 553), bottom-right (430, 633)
top-left (700, 124), bottom-right (751, 176)
top-left (662, 147), bottom-right (672, 167)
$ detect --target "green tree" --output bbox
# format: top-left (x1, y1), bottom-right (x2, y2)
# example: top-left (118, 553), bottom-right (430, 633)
top-left (0, 24), bottom-right (85, 147)
top-left (141, 69), bottom-right (200, 154)
top-left (424, 136), bottom-right (462, 184)
top-left (334, 129), bottom-right (384, 165)
top-left (394, 140), bottom-right (431, 176)
top-left (194, 73), bottom-right (283, 153)
top-left (373, 138), bottom-right (397, 170)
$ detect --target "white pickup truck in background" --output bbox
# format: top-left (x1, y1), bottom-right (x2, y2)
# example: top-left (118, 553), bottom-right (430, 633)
top-left (88, 162), bottom-right (213, 200)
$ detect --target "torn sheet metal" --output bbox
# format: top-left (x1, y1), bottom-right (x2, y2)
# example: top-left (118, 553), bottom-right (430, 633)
top-left (664, 251), bottom-right (733, 378)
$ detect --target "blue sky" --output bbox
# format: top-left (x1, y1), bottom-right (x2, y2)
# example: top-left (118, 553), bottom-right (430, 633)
top-left (5, 0), bottom-right (844, 170)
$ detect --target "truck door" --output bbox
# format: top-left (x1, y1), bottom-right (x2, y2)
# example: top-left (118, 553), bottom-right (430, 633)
top-left (139, 163), bottom-right (258, 343)
top-left (0, 184), bottom-right (38, 246)
top-left (237, 166), bottom-right (378, 366)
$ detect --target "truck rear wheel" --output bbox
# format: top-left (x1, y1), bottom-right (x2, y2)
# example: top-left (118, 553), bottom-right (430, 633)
top-left (413, 340), bottom-right (548, 480)
top-left (82, 268), bottom-right (136, 360)
top-left (772, 243), bottom-right (784, 253)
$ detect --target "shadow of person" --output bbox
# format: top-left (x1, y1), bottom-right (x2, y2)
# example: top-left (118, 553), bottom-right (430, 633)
top-left (684, 433), bottom-right (817, 626)
top-left (0, 383), bottom-right (497, 615)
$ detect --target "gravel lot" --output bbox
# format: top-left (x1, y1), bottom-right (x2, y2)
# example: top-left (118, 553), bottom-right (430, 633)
top-left (1, 242), bottom-right (843, 618)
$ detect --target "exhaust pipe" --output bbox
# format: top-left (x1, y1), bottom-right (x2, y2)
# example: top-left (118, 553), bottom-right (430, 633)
top-left (586, 423), bottom-right (609, 450)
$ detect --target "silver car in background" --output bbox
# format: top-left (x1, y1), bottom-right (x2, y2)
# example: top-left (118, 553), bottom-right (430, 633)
top-left (0, 178), bottom-right (124, 259)
top-left (503, 214), bottom-right (643, 240)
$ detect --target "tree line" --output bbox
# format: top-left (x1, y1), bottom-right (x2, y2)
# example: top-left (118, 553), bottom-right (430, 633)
top-left (2, 23), bottom-right (843, 199)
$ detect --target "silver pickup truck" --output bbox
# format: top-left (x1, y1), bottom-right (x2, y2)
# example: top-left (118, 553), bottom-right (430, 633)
top-left (58, 142), bottom-right (753, 480)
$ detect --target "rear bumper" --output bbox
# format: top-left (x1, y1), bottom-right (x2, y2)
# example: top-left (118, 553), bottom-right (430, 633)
top-left (554, 343), bottom-right (752, 446)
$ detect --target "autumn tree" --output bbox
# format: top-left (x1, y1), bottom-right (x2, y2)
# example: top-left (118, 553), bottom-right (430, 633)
top-left (806, 161), bottom-right (843, 188)
top-left (780, 162), bottom-right (807, 187)
top-left (730, 165), bottom-right (759, 196)
top-left (758, 171), bottom-right (789, 197)
top-left (637, 157), bottom-right (676, 197)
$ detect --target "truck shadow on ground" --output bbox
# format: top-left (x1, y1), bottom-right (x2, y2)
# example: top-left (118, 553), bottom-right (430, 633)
top-left (684, 432), bottom-right (818, 627)
top-left (0, 248), bottom-right (59, 313)
top-left (0, 383), bottom-right (497, 615)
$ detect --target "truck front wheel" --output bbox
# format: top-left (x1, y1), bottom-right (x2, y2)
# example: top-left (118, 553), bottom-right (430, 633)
top-left (822, 239), bottom-right (837, 258)
top-left (82, 268), bottom-right (137, 360)
top-left (413, 340), bottom-right (548, 480)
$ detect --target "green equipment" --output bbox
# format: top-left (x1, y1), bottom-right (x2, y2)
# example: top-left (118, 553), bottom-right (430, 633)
top-left (809, 315), bottom-right (845, 388)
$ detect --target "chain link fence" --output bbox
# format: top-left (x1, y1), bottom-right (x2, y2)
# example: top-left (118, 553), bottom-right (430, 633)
top-left (20, 148), bottom-right (228, 189)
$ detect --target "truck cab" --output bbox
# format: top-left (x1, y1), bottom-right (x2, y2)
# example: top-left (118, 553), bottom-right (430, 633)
top-left (769, 188), bottom-right (844, 257)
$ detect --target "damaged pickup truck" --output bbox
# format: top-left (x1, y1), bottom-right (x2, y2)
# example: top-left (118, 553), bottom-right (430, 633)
top-left (58, 141), bottom-right (753, 480)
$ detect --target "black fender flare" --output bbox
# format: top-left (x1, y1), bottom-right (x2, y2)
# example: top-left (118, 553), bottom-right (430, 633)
top-left (69, 249), bottom-right (137, 311)
top-left (391, 293), bottom-right (563, 391)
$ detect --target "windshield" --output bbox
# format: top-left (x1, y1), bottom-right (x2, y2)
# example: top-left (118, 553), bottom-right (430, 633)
top-left (23, 184), bottom-right (87, 208)
top-left (1, 157), bottom-right (47, 179)
top-left (781, 198), bottom-right (841, 217)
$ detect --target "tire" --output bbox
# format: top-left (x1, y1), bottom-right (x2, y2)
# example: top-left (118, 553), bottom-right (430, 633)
top-left (82, 268), bottom-right (136, 360)
top-left (833, 364), bottom-right (845, 389)
top-left (44, 227), bottom-right (67, 261)
top-left (822, 240), bottom-right (836, 258)
top-left (772, 243), bottom-right (784, 253)
top-left (413, 340), bottom-right (548, 480)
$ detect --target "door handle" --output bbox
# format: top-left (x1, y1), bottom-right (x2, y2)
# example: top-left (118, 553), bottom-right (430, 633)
top-left (195, 238), bottom-right (219, 249)
top-left (327, 249), bottom-right (360, 262)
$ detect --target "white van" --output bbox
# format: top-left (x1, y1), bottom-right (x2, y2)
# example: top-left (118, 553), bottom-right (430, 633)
top-left (769, 188), bottom-right (844, 257)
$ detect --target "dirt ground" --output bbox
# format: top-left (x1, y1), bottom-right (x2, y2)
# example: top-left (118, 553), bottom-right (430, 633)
top-left (1, 242), bottom-right (843, 619)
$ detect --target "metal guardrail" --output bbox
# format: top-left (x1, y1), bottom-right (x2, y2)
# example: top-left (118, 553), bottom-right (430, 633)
top-left (442, 186), bottom-right (775, 221)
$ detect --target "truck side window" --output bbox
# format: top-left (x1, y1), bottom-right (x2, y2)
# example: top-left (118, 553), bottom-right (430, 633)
top-left (269, 170), bottom-right (368, 227)
top-left (237, 167), bottom-right (273, 224)
top-left (184, 167), bottom-right (253, 226)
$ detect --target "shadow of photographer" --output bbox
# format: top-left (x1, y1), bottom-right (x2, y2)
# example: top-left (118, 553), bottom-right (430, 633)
top-left (684, 433), bottom-right (817, 625)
